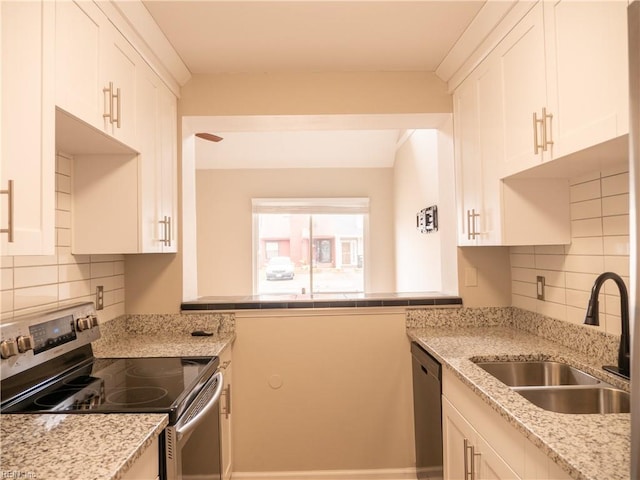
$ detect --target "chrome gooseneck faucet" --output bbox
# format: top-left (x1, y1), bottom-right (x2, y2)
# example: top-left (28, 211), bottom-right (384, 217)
top-left (583, 272), bottom-right (630, 380)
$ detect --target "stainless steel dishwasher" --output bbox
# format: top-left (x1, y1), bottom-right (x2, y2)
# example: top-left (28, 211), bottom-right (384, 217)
top-left (411, 341), bottom-right (443, 480)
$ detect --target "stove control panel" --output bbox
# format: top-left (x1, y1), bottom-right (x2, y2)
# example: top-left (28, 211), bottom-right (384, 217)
top-left (0, 302), bottom-right (100, 381)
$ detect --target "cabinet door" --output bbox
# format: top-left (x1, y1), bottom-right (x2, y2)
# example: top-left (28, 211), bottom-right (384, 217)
top-left (55, 0), bottom-right (103, 129)
top-left (1, 0), bottom-right (55, 255)
top-left (454, 76), bottom-right (482, 246)
top-left (158, 85), bottom-right (178, 253)
top-left (443, 397), bottom-right (476, 480)
top-left (500, 2), bottom-right (548, 176)
top-left (219, 347), bottom-right (233, 480)
top-left (476, 55), bottom-right (504, 246)
top-left (544, 0), bottom-right (628, 159)
top-left (101, 26), bottom-right (138, 149)
top-left (136, 62), bottom-right (162, 253)
top-left (475, 434), bottom-right (520, 480)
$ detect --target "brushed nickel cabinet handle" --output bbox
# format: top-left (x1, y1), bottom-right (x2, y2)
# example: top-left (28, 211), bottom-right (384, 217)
top-left (223, 384), bottom-right (231, 418)
top-left (167, 216), bottom-right (172, 247)
top-left (533, 111), bottom-right (544, 154)
top-left (542, 107), bottom-right (554, 151)
top-left (466, 209), bottom-right (472, 240)
top-left (114, 87), bottom-right (121, 128)
top-left (1, 179), bottom-right (14, 242)
top-left (464, 438), bottom-right (470, 480)
top-left (103, 82), bottom-right (113, 123)
top-left (470, 444), bottom-right (477, 480)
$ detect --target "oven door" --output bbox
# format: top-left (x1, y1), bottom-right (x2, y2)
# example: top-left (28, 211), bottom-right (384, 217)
top-left (163, 371), bottom-right (224, 480)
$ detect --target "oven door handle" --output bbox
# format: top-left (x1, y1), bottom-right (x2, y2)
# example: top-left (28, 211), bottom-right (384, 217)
top-left (176, 371), bottom-right (224, 438)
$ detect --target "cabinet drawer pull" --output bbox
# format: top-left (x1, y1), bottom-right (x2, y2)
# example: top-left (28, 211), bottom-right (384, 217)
top-left (222, 384), bottom-right (231, 418)
top-left (463, 438), bottom-right (470, 479)
top-left (533, 111), bottom-right (544, 154)
top-left (113, 86), bottom-right (121, 129)
top-left (103, 82), bottom-right (114, 123)
top-left (1, 179), bottom-right (14, 242)
top-left (166, 216), bottom-right (172, 247)
top-left (542, 107), bottom-right (553, 151)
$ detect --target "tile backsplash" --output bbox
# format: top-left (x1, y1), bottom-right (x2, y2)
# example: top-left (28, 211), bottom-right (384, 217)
top-left (510, 165), bottom-right (630, 336)
top-left (0, 154), bottom-right (125, 322)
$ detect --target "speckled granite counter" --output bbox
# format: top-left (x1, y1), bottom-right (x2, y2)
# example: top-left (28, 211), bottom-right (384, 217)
top-left (407, 307), bottom-right (630, 480)
top-left (92, 311), bottom-right (235, 357)
top-left (181, 291), bottom-right (462, 311)
top-left (0, 413), bottom-right (167, 480)
top-left (1, 312), bottom-right (235, 480)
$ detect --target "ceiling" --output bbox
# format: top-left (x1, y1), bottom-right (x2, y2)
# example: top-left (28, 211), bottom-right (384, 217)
top-left (142, 1), bottom-right (486, 169)
top-left (143, 1), bottom-right (484, 74)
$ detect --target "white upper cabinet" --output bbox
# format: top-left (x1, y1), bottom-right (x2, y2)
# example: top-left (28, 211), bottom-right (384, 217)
top-left (499, 2), bottom-right (549, 177)
top-left (454, 72), bottom-right (482, 246)
top-left (100, 25), bottom-right (139, 149)
top-left (55, 0), bottom-right (140, 151)
top-left (157, 84), bottom-right (178, 253)
top-left (544, 0), bottom-right (628, 160)
top-left (454, 48), bottom-right (570, 247)
top-left (55, 0), bottom-right (103, 129)
top-left (498, 0), bottom-right (628, 177)
top-left (1, 0), bottom-right (55, 255)
top-left (136, 63), bottom-right (178, 253)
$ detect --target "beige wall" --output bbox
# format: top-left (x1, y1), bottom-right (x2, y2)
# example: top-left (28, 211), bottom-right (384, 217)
top-left (393, 128), bottom-right (458, 293)
top-left (196, 168), bottom-right (395, 296)
top-left (180, 72), bottom-right (451, 116)
top-left (232, 310), bottom-right (415, 473)
top-left (1, 154), bottom-right (125, 323)
top-left (125, 71), bottom-right (453, 313)
top-left (457, 247), bottom-right (512, 307)
top-left (511, 166), bottom-right (630, 336)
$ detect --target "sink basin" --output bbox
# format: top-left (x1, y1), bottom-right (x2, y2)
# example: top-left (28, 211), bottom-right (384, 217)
top-left (514, 387), bottom-right (630, 414)
top-left (474, 361), bottom-right (601, 386)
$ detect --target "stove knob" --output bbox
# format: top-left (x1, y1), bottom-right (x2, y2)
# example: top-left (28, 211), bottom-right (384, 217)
top-left (0, 339), bottom-right (19, 359)
top-left (89, 315), bottom-right (99, 327)
top-left (16, 335), bottom-right (34, 353)
top-left (76, 316), bottom-right (92, 332)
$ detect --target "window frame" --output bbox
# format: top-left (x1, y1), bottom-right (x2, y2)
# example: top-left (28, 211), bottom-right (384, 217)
top-left (252, 198), bottom-right (370, 295)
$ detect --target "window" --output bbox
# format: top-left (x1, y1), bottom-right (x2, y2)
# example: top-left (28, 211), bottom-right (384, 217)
top-left (253, 198), bottom-right (368, 294)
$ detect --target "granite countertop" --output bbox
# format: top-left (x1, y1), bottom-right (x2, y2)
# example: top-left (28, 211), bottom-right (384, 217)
top-left (408, 325), bottom-right (630, 480)
top-left (1, 314), bottom-right (235, 480)
top-left (181, 291), bottom-right (462, 311)
top-left (0, 413), bottom-right (168, 480)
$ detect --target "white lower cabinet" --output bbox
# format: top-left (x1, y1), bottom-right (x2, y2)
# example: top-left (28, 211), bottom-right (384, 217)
top-left (121, 436), bottom-right (159, 480)
top-left (219, 346), bottom-right (233, 480)
top-left (442, 370), bottom-right (572, 480)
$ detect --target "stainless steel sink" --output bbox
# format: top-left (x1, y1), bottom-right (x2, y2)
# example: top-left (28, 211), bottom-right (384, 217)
top-left (474, 361), bottom-right (601, 386)
top-left (513, 386), bottom-right (630, 414)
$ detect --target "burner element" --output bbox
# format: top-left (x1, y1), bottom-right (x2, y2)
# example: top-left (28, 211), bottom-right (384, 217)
top-left (126, 364), bottom-right (183, 379)
top-left (34, 387), bottom-right (102, 409)
top-left (106, 386), bottom-right (169, 406)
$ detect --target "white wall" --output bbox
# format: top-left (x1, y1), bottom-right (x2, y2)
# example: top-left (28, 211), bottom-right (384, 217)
top-left (511, 165), bottom-right (630, 336)
top-left (393, 128), bottom-right (458, 293)
top-left (196, 168), bottom-right (396, 296)
top-left (1, 154), bottom-right (125, 322)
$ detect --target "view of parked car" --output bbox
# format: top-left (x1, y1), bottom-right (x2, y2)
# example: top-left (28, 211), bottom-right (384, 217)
top-left (265, 256), bottom-right (295, 280)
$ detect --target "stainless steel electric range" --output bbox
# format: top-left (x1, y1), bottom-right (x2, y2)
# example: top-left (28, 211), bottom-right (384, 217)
top-left (0, 302), bottom-right (224, 480)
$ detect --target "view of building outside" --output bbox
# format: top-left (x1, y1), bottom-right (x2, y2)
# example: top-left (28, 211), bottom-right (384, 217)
top-left (256, 213), bottom-right (364, 294)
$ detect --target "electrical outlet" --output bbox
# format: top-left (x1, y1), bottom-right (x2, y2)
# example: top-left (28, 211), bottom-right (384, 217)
top-left (96, 285), bottom-right (104, 310)
top-left (536, 276), bottom-right (545, 300)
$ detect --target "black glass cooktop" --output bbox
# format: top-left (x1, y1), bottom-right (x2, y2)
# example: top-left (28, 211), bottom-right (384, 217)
top-left (1, 356), bottom-right (218, 423)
